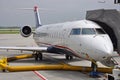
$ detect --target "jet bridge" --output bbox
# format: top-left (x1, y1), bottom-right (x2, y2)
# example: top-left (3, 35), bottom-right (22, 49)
top-left (86, 9), bottom-right (120, 53)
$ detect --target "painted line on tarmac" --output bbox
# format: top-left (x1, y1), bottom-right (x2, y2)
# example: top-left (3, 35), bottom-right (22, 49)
top-left (33, 71), bottom-right (48, 80)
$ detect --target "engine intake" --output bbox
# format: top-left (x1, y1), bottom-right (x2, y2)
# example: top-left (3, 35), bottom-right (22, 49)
top-left (20, 26), bottom-right (32, 37)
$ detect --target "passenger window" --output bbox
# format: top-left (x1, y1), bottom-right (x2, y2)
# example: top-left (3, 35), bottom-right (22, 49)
top-left (82, 28), bottom-right (96, 35)
top-left (70, 28), bottom-right (81, 35)
top-left (96, 28), bottom-right (106, 34)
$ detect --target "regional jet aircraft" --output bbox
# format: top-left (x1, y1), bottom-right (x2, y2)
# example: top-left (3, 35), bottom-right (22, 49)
top-left (0, 2), bottom-right (119, 72)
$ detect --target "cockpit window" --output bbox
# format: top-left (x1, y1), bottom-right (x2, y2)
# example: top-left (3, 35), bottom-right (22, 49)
top-left (70, 28), bottom-right (81, 35)
top-left (96, 28), bottom-right (106, 34)
top-left (82, 28), bottom-right (96, 35)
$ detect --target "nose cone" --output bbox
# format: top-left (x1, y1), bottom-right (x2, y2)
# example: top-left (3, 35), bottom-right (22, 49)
top-left (103, 44), bottom-right (113, 55)
top-left (86, 35), bottom-right (114, 61)
top-left (80, 35), bottom-right (114, 61)
top-left (98, 44), bottom-right (113, 57)
top-left (94, 35), bottom-right (114, 60)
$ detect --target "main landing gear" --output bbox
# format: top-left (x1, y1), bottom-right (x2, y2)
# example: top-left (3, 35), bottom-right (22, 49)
top-left (65, 54), bottom-right (73, 60)
top-left (33, 52), bottom-right (43, 61)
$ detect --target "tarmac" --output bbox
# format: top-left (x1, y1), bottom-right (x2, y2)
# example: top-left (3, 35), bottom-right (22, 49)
top-left (0, 34), bottom-right (116, 80)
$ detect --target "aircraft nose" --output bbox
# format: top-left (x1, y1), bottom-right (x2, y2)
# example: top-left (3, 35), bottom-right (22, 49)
top-left (97, 39), bottom-right (114, 59)
top-left (94, 42), bottom-right (113, 60)
top-left (93, 35), bottom-right (114, 60)
top-left (101, 44), bottom-right (113, 56)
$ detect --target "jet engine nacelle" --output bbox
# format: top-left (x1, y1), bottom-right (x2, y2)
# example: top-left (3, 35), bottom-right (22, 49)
top-left (20, 26), bottom-right (32, 37)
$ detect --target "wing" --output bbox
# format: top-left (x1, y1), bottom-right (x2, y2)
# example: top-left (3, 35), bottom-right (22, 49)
top-left (0, 46), bottom-right (47, 52)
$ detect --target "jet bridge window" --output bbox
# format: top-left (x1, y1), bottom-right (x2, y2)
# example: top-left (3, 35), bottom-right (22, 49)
top-left (82, 28), bottom-right (96, 35)
top-left (70, 28), bottom-right (81, 35)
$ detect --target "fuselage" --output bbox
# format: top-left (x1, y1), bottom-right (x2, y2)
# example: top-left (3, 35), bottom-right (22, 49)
top-left (33, 20), bottom-right (113, 61)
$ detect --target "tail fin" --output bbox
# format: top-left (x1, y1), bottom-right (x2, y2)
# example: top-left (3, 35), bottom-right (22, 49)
top-left (34, 6), bottom-right (42, 28)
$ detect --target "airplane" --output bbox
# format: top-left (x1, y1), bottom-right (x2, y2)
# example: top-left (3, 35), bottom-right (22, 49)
top-left (0, 4), bottom-right (118, 73)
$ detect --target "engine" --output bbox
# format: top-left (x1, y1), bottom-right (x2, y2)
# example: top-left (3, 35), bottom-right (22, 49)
top-left (20, 26), bottom-right (32, 37)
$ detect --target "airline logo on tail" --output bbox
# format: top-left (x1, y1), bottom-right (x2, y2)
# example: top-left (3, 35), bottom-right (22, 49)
top-left (34, 6), bottom-right (38, 12)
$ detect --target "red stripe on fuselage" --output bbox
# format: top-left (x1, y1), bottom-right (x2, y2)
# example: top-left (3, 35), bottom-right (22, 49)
top-left (36, 41), bottom-right (88, 60)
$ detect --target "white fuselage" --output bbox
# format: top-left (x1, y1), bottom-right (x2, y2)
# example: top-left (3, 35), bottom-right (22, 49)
top-left (33, 20), bottom-right (113, 61)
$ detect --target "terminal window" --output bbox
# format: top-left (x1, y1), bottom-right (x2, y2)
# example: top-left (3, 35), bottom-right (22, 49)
top-left (114, 0), bottom-right (120, 4)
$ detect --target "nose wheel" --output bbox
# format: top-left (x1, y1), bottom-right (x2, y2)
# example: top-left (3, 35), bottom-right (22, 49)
top-left (91, 61), bottom-right (97, 72)
top-left (90, 60), bottom-right (100, 77)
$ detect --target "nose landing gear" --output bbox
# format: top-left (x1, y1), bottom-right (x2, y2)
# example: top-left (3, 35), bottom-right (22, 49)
top-left (90, 60), bottom-right (100, 77)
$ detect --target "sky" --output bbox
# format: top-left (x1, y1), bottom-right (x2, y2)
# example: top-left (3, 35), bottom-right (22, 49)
top-left (0, 0), bottom-right (119, 27)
